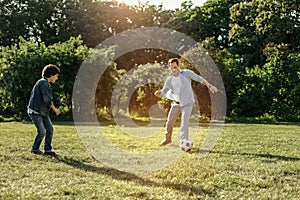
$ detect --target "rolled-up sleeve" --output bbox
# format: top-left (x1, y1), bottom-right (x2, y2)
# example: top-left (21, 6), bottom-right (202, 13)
top-left (161, 77), bottom-right (171, 96)
top-left (186, 70), bottom-right (206, 83)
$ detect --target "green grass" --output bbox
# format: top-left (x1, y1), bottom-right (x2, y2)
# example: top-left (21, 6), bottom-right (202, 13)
top-left (0, 122), bottom-right (299, 199)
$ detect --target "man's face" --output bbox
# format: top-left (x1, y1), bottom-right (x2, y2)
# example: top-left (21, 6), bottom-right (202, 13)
top-left (168, 62), bottom-right (179, 76)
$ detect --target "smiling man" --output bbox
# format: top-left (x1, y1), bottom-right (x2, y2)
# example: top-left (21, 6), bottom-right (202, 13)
top-left (154, 58), bottom-right (217, 148)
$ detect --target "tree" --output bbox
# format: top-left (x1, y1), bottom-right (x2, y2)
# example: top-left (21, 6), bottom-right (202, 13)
top-left (0, 36), bottom-right (90, 120)
top-left (200, 0), bottom-right (244, 49)
top-left (80, 1), bottom-right (171, 47)
top-left (0, 0), bottom-right (89, 46)
top-left (229, 0), bottom-right (299, 67)
top-left (109, 63), bottom-right (169, 119)
top-left (227, 0), bottom-right (299, 120)
top-left (163, 0), bottom-right (245, 49)
top-left (162, 1), bottom-right (202, 41)
top-left (0, 0), bottom-right (34, 46)
top-left (262, 43), bottom-right (300, 121)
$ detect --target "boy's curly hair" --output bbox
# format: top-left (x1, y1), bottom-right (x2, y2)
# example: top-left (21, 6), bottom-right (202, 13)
top-left (42, 64), bottom-right (60, 78)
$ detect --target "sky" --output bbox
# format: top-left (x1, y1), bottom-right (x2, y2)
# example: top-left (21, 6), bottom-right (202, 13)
top-left (110, 0), bottom-right (207, 9)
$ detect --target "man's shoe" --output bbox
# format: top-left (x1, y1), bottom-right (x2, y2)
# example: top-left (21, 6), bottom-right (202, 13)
top-left (43, 151), bottom-right (57, 157)
top-left (31, 149), bottom-right (43, 155)
top-left (159, 139), bottom-right (172, 146)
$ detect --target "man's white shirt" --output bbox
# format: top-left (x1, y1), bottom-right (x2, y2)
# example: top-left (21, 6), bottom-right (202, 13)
top-left (171, 76), bottom-right (181, 102)
top-left (161, 69), bottom-right (206, 106)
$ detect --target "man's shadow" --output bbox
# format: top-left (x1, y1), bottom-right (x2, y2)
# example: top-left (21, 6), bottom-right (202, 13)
top-left (208, 150), bottom-right (300, 162)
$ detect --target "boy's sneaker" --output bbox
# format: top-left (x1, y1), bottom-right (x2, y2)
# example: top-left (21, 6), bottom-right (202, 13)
top-left (43, 151), bottom-right (58, 157)
top-left (31, 149), bottom-right (43, 155)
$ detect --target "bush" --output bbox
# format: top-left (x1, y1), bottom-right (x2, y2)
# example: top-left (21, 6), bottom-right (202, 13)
top-left (0, 36), bottom-right (90, 120)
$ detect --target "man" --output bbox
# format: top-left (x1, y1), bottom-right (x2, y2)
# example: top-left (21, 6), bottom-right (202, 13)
top-left (28, 64), bottom-right (61, 156)
top-left (154, 58), bottom-right (217, 147)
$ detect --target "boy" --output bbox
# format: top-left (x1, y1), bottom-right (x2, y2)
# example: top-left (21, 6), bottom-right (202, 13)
top-left (154, 58), bottom-right (217, 147)
top-left (28, 64), bottom-right (61, 156)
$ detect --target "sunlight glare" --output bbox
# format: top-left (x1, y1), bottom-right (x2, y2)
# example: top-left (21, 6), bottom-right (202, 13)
top-left (115, 0), bottom-right (206, 9)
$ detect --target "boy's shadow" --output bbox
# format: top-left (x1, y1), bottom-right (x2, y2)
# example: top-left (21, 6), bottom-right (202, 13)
top-left (55, 156), bottom-right (214, 197)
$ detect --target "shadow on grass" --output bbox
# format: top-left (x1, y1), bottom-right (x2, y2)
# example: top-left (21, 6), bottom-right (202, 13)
top-left (210, 150), bottom-right (300, 161)
top-left (56, 156), bottom-right (214, 197)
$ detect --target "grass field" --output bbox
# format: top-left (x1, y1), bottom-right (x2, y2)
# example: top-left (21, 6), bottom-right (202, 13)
top-left (0, 121), bottom-right (299, 199)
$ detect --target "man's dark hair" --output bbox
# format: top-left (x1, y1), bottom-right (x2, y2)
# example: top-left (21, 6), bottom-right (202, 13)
top-left (42, 64), bottom-right (60, 78)
top-left (168, 58), bottom-right (179, 65)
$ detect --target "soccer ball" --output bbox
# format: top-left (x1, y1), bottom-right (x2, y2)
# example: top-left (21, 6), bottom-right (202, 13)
top-left (180, 139), bottom-right (192, 152)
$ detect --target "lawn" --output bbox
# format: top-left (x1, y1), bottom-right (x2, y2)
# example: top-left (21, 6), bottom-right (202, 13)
top-left (0, 122), bottom-right (299, 199)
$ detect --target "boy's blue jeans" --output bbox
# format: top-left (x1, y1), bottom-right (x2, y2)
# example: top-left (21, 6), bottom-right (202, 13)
top-left (28, 113), bottom-right (54, 152)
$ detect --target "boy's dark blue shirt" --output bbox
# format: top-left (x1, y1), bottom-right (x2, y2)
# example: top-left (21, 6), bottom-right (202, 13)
top-left (28, 77), bottom-right (53, 116)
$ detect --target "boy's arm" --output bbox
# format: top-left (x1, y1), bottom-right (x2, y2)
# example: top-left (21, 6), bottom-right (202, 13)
top-left (50, 104), bottom-right (60, 116)
top-left (40, 80), bottom-right (53, 105)
top-left (40, 80), bottom-right (61, 115)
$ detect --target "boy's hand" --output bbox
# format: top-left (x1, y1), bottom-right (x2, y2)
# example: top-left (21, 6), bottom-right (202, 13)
top-left (53, 108), bottom-right (61, 116)
top-left (154, 90), bottom-right (162, 97)
top-left (51, 105), bottom-right (61, 116)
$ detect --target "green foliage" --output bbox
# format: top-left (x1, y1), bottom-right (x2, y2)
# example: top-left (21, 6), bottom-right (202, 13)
top-left (262, 43), bottom-right (300, 121)
top-left (232, 65), bottom-right (271, 117)
top-left (0, 0), bottom-right (171, 48)
top-left (110, 63), bottom-right (169, 118)
top-left (230, 43), bottom-right (300, 121)
top-left (0, 0), bottom-right (87, 46)
top-left (200, 0), bottom-right (244, 49)
top-left (0, 36), bottom-right (90, 120)
top-left (199, 38), bottom-right (242, 116)
top-left (0, 0), bottom-right (299, 121)
top-left (163, 1), bottom-right (202, 40)
top-left (229, 0), bottom-right (299, 66)
top-left (226, 0), bottom-right (300, 121)
top-left (95, 63), bottom-right (126, 120)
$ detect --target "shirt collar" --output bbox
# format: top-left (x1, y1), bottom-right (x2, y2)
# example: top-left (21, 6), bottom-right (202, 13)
top-left (170, 69), bottom-right (183, 77)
